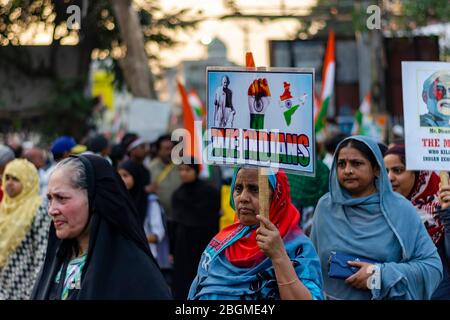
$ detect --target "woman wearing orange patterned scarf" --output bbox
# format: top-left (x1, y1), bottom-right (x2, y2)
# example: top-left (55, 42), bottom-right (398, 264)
top-left (188, 167), bottom-right (323, 300)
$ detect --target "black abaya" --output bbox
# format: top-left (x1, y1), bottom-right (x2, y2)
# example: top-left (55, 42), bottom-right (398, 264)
top-left (171, 179), bottom-right (220, 299)
top-left (32, 154), bottom-right (171, 300)
top-left (118, 159), bottom-right (150, 225)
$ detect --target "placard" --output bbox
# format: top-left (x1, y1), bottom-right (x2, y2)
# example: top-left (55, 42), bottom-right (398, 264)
top-left (206, 67), bottom-right (315, 175)
top-left (402, 61), bottom-right (450, 170)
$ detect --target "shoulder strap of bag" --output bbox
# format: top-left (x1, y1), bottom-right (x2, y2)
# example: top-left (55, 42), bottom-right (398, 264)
top-left (155, 163), bottom-right (174, 186)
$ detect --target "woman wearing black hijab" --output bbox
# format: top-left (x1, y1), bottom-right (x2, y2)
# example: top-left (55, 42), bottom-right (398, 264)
top-left (32, 154), bottom-right (171, 300)
top-left (171, 162), bottom-right (220, 299)
top-left (118, 159), bottom-right (149, 225)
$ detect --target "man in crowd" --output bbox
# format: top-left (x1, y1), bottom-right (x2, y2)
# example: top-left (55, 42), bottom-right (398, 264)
top-left (148, 134), bottom-right (182, 264)
top-left (23, 147), bottom-right (48, 198)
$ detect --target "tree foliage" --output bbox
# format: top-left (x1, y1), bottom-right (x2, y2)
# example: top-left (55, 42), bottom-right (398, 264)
top-left (401, 0), bottom-right (450, 27)
top-left (0, 0), bottom-right (200, 141)
top-left (0, 0), bottom-right (200, 60)
top-left (292, 0), bottom-right (450, 38)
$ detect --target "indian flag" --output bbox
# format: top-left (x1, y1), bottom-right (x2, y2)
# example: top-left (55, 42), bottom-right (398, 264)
top-left (176, 80), bottom-right (209, 178)
top-left (352, 93), bottom-right (372, 135)
top-left (187, 90), bottom-right (210, 178)
top-left (188, 90), bottom-right (205, 122)
top-left (315, 30), bottom-right (335, 134)
top-left (313, 90), bottom-right (322, 123)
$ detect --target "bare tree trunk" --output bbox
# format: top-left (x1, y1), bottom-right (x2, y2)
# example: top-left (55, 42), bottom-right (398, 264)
top-left (112, 0), bottom-right (157, 99)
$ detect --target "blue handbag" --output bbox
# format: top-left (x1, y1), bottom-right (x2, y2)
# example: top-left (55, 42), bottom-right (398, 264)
top-left (328, 251), bottom-right (380, 279)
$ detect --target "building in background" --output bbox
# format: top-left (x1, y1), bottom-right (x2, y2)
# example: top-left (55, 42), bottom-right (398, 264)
top-left (270, 33), bottom-right (441, 139)
top-left (162, 38), bottom-right (238, 130)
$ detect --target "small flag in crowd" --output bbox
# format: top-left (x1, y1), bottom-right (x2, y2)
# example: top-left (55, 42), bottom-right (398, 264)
top-left (177, 80), bottom-right (210, 178)
top-left (188, 90), bottom-right (206, 122)
top-left (352, 92), bottom-right (372, 135)
top-left (315, 30), bottom-right (335, 134)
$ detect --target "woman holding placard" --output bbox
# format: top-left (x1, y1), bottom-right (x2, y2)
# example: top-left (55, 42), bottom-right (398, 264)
top-left (188, 167), bottom-right (323, 300)
top-left (383, 144), bottom-right (450, 299)
top-left (311, 136), bottom-right (443, 300)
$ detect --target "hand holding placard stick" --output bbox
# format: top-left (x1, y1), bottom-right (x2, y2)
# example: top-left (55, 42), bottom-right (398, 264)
top-left (193, 51), bottom-right (319, 301)
top-left (258, 168), bottom-right (270, 219)
top-left (439, 171), bottom-right (450, 209)
top-left (440, 171), bottom-right (449, 188)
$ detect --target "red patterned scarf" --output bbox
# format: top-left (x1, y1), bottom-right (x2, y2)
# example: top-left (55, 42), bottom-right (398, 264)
top-left (386, 144), bottom-right (444, 244)
top-left (407, 171), bottom-right (444, 244)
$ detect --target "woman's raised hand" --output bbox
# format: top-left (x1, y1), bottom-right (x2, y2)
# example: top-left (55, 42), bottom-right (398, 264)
top-left (256, 215), bottom-right (287, 261)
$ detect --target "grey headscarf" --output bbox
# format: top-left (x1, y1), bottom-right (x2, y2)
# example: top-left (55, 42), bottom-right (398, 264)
top-left (0, 145), bottom-right (15, 167)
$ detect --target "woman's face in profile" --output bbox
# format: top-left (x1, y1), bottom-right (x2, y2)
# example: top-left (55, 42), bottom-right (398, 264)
top-left (384, 154), bottom-right (416, 197)
top-left (118, 168), bottom-right (134, 190)
top-left (47, 168), bottom-right (89, 240)
top-left (179, 164), bottom-right (196, 184)
top-left (233, 168), bottom-right (273, 226)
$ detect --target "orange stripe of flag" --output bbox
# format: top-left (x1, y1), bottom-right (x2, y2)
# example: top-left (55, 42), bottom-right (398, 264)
top-left (177, 79), bottom-right (196, 158)
top-left (320, 30), bottom-right (335, 100)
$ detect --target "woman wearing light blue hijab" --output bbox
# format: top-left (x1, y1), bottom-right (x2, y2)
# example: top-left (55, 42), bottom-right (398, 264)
top-left (310, 136), bottom-right (443, 300)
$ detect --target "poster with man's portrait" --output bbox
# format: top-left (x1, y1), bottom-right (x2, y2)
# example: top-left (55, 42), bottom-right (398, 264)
top-left (402, 61), bottom-right (450, 171)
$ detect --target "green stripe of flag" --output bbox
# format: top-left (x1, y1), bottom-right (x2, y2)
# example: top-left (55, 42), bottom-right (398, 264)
top-left (353, 109), bottom-right (363, 134)
top-left (315, 97), bottom-right (330, 133)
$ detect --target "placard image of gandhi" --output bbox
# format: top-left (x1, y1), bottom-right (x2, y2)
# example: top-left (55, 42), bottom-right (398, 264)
top-left (213, 75), bottom-right (236, 128)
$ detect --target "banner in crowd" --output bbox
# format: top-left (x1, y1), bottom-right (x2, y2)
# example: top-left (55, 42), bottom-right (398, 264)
top-left (206, 67), bottom-right (315, 175)
top-left (92, 70), bottom-right (114, 111)
top-left (402, 61), bottom-right (450, 170)
top-left (126, 98), bottom-right (171, 143)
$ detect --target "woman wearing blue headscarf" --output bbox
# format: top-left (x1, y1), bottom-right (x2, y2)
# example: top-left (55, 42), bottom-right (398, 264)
top-left (310, 136), bottom-right (443, 300)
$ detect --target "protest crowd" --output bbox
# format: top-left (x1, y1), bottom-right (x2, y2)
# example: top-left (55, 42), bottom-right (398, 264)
top-left (1, 121), bottom-right (449, 300)
top-left (1, 1), bottom-right (449, 302)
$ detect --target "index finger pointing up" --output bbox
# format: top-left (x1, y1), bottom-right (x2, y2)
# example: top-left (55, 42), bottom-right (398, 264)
top-left (256, 215), bottom-right (276, 231)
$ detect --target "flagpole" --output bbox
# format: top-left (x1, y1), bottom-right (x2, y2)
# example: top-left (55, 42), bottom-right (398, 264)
top-left (440, 172), bottom-right (449, 188)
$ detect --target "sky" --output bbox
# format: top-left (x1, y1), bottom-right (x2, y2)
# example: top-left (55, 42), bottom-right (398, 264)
top-left (5, 1), bottom-right (448, 68)
top-left (157, 0), bottom-right (317, 67)
top-left (4, 0), bottom-right (317, 67)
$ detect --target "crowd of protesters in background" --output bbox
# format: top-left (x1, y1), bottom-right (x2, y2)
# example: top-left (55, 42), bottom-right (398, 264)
top-left (0, 124), bottom-right (449, 300)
